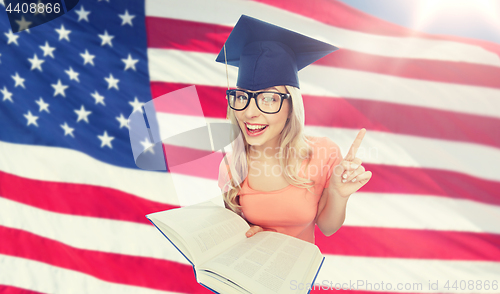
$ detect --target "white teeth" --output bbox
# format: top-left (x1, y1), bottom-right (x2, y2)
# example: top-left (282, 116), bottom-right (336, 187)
top-left (246, 123), bottom-right (267, 130)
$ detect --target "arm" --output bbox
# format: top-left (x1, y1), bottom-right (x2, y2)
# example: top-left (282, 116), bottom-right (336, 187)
top-left (316, 129), bottom-right (372, 237)
top-left (315, 186), bottom-right (349, 236)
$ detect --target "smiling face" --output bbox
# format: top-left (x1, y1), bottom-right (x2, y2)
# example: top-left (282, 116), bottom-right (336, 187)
top-left (233, 85), bottom-right (291, 150)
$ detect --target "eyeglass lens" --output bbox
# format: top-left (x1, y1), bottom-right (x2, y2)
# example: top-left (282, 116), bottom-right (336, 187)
top-left (228, 90), bottom-right (282, 113)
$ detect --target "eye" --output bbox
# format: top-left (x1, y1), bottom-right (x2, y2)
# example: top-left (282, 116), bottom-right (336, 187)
top-left (260, 93), bottom-right (278, 103)
top-left (235, 91), bottom-right (248, 101)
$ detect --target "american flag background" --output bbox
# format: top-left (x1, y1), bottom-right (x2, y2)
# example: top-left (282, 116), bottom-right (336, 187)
top-left (1, 0), bottom-right (500, 293)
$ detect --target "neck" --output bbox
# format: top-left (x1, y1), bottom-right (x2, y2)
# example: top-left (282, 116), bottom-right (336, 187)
top-left (248, 137), bottom-right (281, 161)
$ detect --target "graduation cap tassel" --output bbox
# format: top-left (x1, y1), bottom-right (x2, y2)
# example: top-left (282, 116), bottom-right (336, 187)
top-left (223, 44), bottom-right (230, 90)
top-left (222, 43), bottom-right (230, 181)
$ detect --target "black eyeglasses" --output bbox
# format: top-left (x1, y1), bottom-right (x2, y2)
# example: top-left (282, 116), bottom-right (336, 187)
top-left (226, 89), bottom-right (291, 114)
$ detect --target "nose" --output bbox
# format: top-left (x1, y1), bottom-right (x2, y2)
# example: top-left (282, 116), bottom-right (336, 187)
top-left (244, 96), bottom-right (261, 118)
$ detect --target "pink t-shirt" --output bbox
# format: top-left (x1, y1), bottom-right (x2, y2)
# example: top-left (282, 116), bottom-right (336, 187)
top-left (218, 137), bottom-right (341, 244)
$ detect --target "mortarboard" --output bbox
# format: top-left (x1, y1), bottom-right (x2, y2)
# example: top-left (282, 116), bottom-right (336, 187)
top-left (215, 15), bottom-right (339, 91)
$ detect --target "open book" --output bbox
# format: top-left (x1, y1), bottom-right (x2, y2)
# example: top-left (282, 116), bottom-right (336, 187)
top-left (146, 200), bottom-right (324, 294)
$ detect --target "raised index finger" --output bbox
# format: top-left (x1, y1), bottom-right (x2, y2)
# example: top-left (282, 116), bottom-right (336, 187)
top-left (344, 128), bottom-right (366, 161)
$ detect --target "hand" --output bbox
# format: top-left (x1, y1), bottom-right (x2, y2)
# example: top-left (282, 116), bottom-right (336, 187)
top-left (329, 128), bottom-right (372, 198)
top-left (245, 225), bottom-right (263, 237)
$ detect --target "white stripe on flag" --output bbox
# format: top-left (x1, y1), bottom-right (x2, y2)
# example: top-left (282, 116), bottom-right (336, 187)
top-left (0, 254), bottom-right (181, 294)
top-left (317, 254), bottom-right (500, 293)
top-left (4, 114), bottom-right (498, 198)
top-left (148, 48), bottom-right (500, 119)
top-left (154, 114), bottom-right (500, 182)
top-left (302, 126), bottom-right (500, 182)
top-left (2, 199), bottom-right (500, 294)
top-left (3, 179), bottom-right (500, 238)
top-left (347, 193), bottom-right (500, 233)
top-left (145, 0), bottom-right (500, 67)
top-left (0, 140), bottom-right (218, 206)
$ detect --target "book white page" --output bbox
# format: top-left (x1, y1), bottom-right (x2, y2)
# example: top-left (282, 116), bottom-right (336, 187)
top-left (198, 270), bottom-right (252, 294)
top-left (200, 231), bottom-right (322, 294)
top-left (148, 218), bottom-right (194, 264)
top-left (147, 201), bottom-right (249, 265)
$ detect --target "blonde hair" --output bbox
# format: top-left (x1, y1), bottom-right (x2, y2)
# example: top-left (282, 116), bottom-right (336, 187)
top-left (222, 85), bottom-right (313, 214)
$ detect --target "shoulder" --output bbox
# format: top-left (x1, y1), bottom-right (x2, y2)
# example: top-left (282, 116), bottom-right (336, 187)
top-left (307, 136), bottom-right (338, 148)
top-left (306, 136), bottom-right (341, 161)
top-left (218, 152), bottom-right (234, 169)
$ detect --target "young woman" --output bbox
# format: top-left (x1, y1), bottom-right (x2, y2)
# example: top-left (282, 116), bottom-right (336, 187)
top-left (217, 15), bottom-right (372, 244)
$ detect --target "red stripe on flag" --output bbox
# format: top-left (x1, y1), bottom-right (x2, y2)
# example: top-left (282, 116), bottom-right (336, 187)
top-left (0, 285), bottom-right (45, 294)
top-left (0, 171), bottom-right (175, 224)
top-left (316, 226), bottom-right (500, 261)
top-left (0, 226), bottom-right (211, 293)
top-left (163, 144), bottom-right (222, 179)
top-left (320, 49), bottom-right (500, 90)
top-left (0, 278), bottom-right (422, 294)
top-left (151, 82), bottom-right (500, 149)
top-left (3, 164), bottom-right (500, 225)
top-left (146, 16), bottom-right (230, 54)
top-left (311, 289), bottom-right (431, 294)
top-left (303, 95), bottom-right (500, 149)
top-left (146, 17), bottom-right (500, 89)
top-left (365, 164), bottom-right (500, 206)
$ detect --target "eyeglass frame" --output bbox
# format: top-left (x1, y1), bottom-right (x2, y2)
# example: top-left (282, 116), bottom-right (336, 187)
top-left (226, 89), bottom-right (291, 114)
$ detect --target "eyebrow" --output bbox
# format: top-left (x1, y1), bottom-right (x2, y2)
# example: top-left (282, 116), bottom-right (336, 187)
top-left (237, 87), bottom-right (282, 92)
top-left (265, 87), bottom-right (280, 92)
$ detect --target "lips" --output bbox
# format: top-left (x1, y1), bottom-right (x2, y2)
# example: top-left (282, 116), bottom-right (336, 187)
top-left (244, 122), bottom-right (268, 136)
